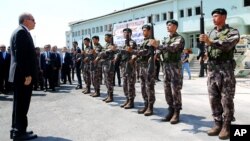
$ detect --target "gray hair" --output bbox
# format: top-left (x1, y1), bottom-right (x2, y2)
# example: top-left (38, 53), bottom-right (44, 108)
top-left (18, 13), bottom-right (32, 24)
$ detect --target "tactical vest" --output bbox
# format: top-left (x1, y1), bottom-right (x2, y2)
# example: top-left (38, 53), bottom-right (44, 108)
top-left (138, 39), bottom-right (150, 63)
top-left (208, 27), bottom-right (235, 61)
top-left (162, 36), bottom-right (182, 62)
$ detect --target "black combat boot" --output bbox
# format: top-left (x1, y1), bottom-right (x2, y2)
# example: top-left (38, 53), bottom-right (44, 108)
top-left (120, 97), bottom-right (129, 108)
top-left (144, 103), bottom-right (154, 116)
top-left (161, 107), bottom-right (174, 122)
top-left (207, 120), bottom-right (222, 136)
top-left (83, 86), bottom-right (90, 94)
top-left (138, 102), bottom-right (148, 114)
top-left (102, 92), bottom-right (109, 101)
top-left (170, 110), bottom-right (180, 124)
top-left (105, 92), bottom-right (113, 103)
top-left (124, 98), bottom-right (134, 109)
top-left (92, 89), bottom-right (100, 97)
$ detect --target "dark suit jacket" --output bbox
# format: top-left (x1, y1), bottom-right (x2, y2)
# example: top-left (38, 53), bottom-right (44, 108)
top-left (9, 25), bottom-right (37, 83)
top-left (0, 52), bottom-right (11, 75)
top-left (62, 52), bottom-right (72, 67)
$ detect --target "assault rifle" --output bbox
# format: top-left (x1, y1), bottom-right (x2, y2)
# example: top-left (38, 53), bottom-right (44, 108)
top-left (197, 0), bottom-right (205, 60)
top-left (197, 0), bottom-right (205, 77)
top-left (147, 22), bottom-right (155, 79)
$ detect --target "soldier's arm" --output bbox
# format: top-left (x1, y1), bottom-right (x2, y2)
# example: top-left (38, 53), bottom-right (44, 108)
top-left (159, 36), bottom-right (185, 53)
top-left (208, 29), bottom-right (240, 52)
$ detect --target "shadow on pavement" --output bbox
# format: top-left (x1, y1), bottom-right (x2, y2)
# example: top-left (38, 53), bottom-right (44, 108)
top-left (34, 136), bottom-right (72, 141)
top-left (180, 114), bottom-right (213, 134)
top-left (0, 95), bottom-right (13, 101)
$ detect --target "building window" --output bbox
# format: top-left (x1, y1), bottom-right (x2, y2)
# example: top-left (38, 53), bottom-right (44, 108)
top-left (162, 13), bottom-right (167, 21)
top-left (244, 0), bottom-right (250, 6)
top-left (92, 27), bottom-right (95, 33)
top-left (107, 24), bottom-right (112, 31)
top-left (195, 6), bottom-right (201, 15)
top-left (96, 27), bottom-right (99, 33)
top-left (88, 29), bottom-right (91, 34)
top-left (135, 17), bottom-right (139, 20)
top-left (189, 35), bottom-right (194, 48)
top-left (187, 8), bottom-right (192, 17)
top-left (179, 9), bottom-right (184, 18)
top-left (148, 15), bottom-right (152, 23)
top-left (85, 29), bottom-right (88, 35)
top-left (155, 14), bottom-right (160, 22)
top-left (100, 26), bottom-right (103, 32)
top-left (78, 31), bottom-right (80, 36)
top-left (104, 25), bottom-right (108, 31)
top-left (82, 29), bottom-right (84, 35)
top-left (128, 19), bottom-right (132, 21)
top-left (168, 11), bottom-right (173, 19)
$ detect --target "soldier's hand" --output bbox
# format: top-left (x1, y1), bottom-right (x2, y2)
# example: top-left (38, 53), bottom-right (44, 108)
top-left (126, 47), bottom-right (133, 52)
top-left (199, 34), bottom-right (212, 46)
top-left (149, 39), bottom-right (159, 48)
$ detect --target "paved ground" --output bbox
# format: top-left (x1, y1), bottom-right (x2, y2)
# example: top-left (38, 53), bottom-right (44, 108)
top-left (0, 73), bottom-right (249, 141)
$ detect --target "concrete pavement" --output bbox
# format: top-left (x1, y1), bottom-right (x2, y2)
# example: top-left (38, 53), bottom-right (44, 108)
top-left (0, 74), bottom-right (249, 141)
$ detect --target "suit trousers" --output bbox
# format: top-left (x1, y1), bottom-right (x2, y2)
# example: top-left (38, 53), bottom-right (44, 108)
top-left (12, 76), bottom-right (33, 133)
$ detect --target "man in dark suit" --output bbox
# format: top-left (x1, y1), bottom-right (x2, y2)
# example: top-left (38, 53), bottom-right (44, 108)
top-left (41, 44), bottom-right (55, 92)
top-left (9, 13), bottom-right (38, 140)
top-left (61, 47), bottom-right (72, 84)
top-left (0, 44), bottom-right (11, 94)
top-left (51, 45), bottom-right (61, 87)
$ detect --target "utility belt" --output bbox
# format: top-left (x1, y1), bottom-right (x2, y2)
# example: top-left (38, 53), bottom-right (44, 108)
top-left (207, 59), bottom-right (236, 71)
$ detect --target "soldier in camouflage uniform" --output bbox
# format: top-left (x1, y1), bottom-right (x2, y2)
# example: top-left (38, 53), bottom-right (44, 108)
top-left (91, 36), bottom-right (103, 97)
top-left (133, 25), bottom-right (158, 116)
top-left (200, 8), bottom-right (240, 140)
top-left (82, 38), bottom-right (95, 94)
top-left (157, 20), bottom-right (184, 124)
top-left (94, 44), bottom-right (116, 103)
top-left (116, 28), bottom-right (137, 109)
top-left (101, 34), bottom-right (114, 101)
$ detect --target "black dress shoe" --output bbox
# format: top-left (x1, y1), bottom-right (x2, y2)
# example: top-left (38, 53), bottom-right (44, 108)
top-left (13, 133), bottom-right (38, 140)
top-left (10, 130), bottom-right (34, 139)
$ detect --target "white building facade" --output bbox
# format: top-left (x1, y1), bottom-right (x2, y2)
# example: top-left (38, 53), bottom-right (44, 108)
top-left (66, 0), bottom-right (250, 54)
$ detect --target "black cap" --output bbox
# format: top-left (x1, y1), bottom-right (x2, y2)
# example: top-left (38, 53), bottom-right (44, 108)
top-left (211, 8), bottom-right (227, 16)
top-left (105, 33), bottom-right (112, 37)
top-left (166, 19), bottom-right (178, 27)
top-left (142, 24), bottom-right (151, 30)
top-left (123, 28), bottom-right (132, 33)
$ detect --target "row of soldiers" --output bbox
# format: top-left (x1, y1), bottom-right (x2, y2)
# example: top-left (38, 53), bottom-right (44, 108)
top-left (73, 21), bottom-right (184, 121)
top-left (72, 8), bottom-right (240, 140)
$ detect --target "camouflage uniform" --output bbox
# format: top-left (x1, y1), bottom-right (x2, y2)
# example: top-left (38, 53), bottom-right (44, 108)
top-left (136, 38), bottom-right (155, 115)
top-left (118, 39), bottom-right (137, 108)
top-left (206, 24), bottom-right (239, 134)
top-left (96, 49), bottom-right (115, 102)
top-left (82, 46), bottom-right (95, 94)
top-left (159, 32), bottom-right (185, 123)
top-left (91, 43), bottom-right (102, 97)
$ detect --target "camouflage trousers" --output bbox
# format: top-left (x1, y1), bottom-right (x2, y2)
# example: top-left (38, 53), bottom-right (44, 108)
top-left (91, 66), bottom-right (102, 91)
top-left (207, 61), bottom-right (236, 122)
top-left (121, 62), bottom-right (136, 99)
top-left (140, 63), bottom-right (155, 104)
top-left (163, 62), bottom-right (183, 110)
top-left (103, 68), bottom-right (114, 93)
top-left (83, 66), bottom-right (91, 88)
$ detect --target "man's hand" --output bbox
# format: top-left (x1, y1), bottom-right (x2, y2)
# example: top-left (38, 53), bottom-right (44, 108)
top-left (24, 76), bottom-right (32, 86)
top-left (126, 47), bottom-right (133, 52)
top-left (199, 34), bottom-right (212, 46)
top-left (149, 39), bottom-right (159, 48)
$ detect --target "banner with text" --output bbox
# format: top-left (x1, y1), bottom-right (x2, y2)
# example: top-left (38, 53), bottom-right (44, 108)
top-left (113, 18), bottom-right (147, 47)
